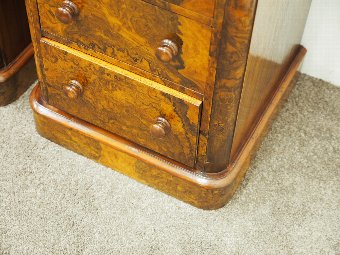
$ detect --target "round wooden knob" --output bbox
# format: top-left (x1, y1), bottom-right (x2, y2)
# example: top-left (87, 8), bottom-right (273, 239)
top-left (150, 117), bottom-right (171, 139)
top-left (156, 39), bottom-right (179, 62)
top-left (63, 80), bottom-right (83, 99)
top-left (55, 0), bottom-right (79, 24)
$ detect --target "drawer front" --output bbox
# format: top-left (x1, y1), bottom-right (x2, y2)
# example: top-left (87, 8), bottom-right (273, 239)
top-left (40, 39), bottom-right (202, 167)
top-left (37, 0), bottom-right (212, 93)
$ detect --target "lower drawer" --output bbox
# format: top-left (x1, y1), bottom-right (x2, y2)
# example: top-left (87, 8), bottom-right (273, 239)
top-left (40, 39), bottom-right (202, 167)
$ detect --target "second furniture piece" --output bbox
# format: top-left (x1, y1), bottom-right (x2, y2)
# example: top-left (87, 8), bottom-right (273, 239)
top-left (0, 0), bottom-right (36, 106)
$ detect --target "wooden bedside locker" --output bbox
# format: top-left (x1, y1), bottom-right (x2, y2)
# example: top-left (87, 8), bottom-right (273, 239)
top-left (26, 0), bottom-right (312, 209)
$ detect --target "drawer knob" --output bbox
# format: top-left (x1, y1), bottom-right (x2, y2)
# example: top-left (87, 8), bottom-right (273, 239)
top-left (55, 0), bottom-right (79, 24)
top-left (63, 80), bottom-right (83, 99)
top-left (150, 117), bottom-right (171, 139)
top-left (156, 39), bottom-right (179, 63)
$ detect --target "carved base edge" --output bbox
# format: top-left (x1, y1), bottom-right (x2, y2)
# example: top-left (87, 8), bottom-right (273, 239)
top-left (0, 44), bottom-right (36, 106)
top-left (29, 46), bottom-right (306, 209)
top-left (30, 85), bottom-right (239, 209)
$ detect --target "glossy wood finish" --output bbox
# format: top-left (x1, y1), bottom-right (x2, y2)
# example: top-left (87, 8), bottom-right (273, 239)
top-left (156, 39), bottom-right (180, 63)
top-left (150, 117), bottom-right (171, 139)
top-left (28, 0), bottom-right (204, 101)
top-left (0, 0), bottom-right (32, 68)
top-left (30, 45), bottom-right (305, 208)
top-left (55, 0), bottom-right (79, 24)
top-left (230, 0), bottom-right (312, 161)
top-left (0, 45), bottom-right (34, 83)
top-left (37, 0), bottom-right (212, 93)
top-left (41, 39), bottom-right (202, 167)
top-left (31, 85), bottom-right (217, 209)
top-left (153, 0), bottom-right (216, 18)
top-left (199, 0), bottom-right (312, 172)
top-left (0, 46), bottom-right (36, 106)
top-left (141, 0), bottom-right (215, 26)
top-left (202, 0), bottom-right (258, 172)
top-left (63, 80), bottom-right (83, 99)
top-left (0, 0), bottom-right (36, 106)
top-left (26, 0), bottom-right (312, 207)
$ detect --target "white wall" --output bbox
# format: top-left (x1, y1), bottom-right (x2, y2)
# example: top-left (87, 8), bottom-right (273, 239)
top-left (301, 0), bottom-right (340, 86)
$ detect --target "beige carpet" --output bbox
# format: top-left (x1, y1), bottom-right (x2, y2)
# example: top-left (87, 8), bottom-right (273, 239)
top-left (0, 74), bottom-right (339, 254)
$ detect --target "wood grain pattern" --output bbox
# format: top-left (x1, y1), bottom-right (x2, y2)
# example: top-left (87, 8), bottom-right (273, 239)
top-left (159, 0), bottom-right (215, 18)
top-left (37, 0), bottom-right (212, 93)
top-left (142, 0), bottom-right (215, 22)
top-left (25, 0), bottom-right (48, 99)
top-left (27, 0), bottom-right (203, 101)
top-left (31, 85), bottom-right (223, 209)
top-left (26, 0), bottom-right (312, 208)
top-left (194, 0), bottom-right (229, 170)
top-left (203, 0), bottom-right (258, 172)
top-left (30, 43), bottom-right (304, 208)
top-left (230, 0), bottom-right (312, 161)
top-left (41, 39), bottom-right (202, 167)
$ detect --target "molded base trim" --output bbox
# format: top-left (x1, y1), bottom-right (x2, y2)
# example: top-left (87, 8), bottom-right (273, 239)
top-left (0, 44), bottom-right (36, 106)
top-left (30, 46), bottom-right (306, 209)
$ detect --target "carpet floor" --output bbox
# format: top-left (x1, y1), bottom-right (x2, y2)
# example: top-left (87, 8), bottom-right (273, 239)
top-left (0, 74), bottom-right (339, 254)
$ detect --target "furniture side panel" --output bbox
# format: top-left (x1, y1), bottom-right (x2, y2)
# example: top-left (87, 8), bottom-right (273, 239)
top-left (230, 0), bottom-right (312, 161)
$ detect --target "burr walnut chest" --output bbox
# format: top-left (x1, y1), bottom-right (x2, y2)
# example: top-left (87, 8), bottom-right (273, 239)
top-left (26, 0), bottom-right (312, 209)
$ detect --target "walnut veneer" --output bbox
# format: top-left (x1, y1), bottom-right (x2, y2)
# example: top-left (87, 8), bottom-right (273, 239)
top-left (26, 0), bottom-right (312, 209)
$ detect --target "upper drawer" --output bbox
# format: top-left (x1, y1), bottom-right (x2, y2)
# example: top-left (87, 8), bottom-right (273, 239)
top-left (40, 39), bottom-right (202, 167)
top-left (37, 0), bottom-right (212, 93)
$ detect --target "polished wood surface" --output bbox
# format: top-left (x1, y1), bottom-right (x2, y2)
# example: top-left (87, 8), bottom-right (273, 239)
top-left (230, 0), bottom-right (312, 161)
top-left (149, 0), bottom-right (216, 18)
top-left (0, 0), bottom-right (36, 106)
top-left (26, 0), bottom-right (312, 208)
top-left (37, 0), bottom-right (212, 93)
top-left (139, 0), bottom-right (214, 25)
top-left (41, 39), bottom-right (202, 167)
top-left (30, 44), bottom-right (305, 208)
top-left (150, 117), bottom-right (171, 139)
top-left (0, 45), bottom-right (34, 82)
top-left (27, 0), bottom-right (204, 101)
top-left (31, 85), bottom-right (218, 209)
top-left (63, 80), bottom-right (83, 99)
top-left (55, 0), bottom-right (79, 24)
top-left (202, 0), bottom-right (258, 172)
top-left (156, 39), bottom-right (180, 63)
top-left (0, 48), bottom-right (36, 106)
top-left (0, 0), bottom-right (31, 68)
